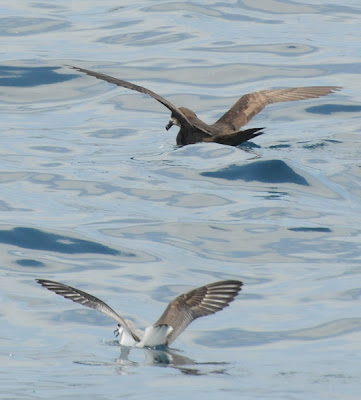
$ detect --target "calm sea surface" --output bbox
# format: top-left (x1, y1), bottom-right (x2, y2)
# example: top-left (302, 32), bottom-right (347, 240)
top-left (1, 1), bottom-right (361, 399)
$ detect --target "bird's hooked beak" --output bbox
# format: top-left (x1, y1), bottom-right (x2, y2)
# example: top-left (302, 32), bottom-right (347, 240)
top-left (166, 116), bottom-right (180, 131)
top-left (165, 119), bottom-right (174, 131)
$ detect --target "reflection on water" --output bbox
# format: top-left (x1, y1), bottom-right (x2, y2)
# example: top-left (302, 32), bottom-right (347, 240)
top-left (99, 31), bottom-right (195, 46)
top-left (197, 318), bottom-right (361, 347)
top-left (0, 17), bottom-right (70, 36)
top-left (201, 159), bottom-right (309, 185)
top-left (143, 1), bottom-right (280, 24)
top-left (76, 345), bottom-right (228, 376)
top-left (306, 103), bottom-right (361, 115)
top-left (105, 221), bottom-right (361, 263)
top-left (0, 65), bottom-right (75, 87)
top-left (0, 0), bottom-right (360, 398)
top-left (0, 227), bottom-right (120, 255)
top-left (189, 43), bottom-right (316, 56)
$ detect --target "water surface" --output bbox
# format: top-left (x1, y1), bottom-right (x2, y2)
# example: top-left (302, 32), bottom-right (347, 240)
top-left (1, 1), bottom-right (361, 399)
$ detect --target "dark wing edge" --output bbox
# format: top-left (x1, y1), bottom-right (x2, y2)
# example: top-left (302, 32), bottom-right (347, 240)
top-left (213, 86), bottom-right (342, 130)
top-left (154, 280), bottom-right (243, 345)
top-left (67, 65), bottom-right (194, 130)
top-left (205, 127), bottom-right (265, 146)
top-left (36, 279), bottom-right (140, 341)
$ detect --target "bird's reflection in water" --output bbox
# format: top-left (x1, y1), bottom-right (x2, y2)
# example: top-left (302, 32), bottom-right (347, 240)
top-left (75, 344), bottom-right (228, 375)
top-left (114, 345), bottom-right (228, 376)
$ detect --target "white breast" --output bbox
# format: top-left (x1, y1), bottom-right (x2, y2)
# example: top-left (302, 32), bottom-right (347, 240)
top-left (117, 326), bottom-right (138, 347)
top-left (137, 325), bottom-right (173, 347)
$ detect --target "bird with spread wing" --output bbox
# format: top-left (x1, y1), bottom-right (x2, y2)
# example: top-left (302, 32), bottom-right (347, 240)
top-left (69, 65), bottom-right (340, 146)
top-left (36, 279), bottom-right (242, 347)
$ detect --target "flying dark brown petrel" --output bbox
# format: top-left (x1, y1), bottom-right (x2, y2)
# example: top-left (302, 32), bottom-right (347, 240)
top-left (36, 279), bottom-right (242, 347)
top-left (69, 66), bottom-right (340, 147)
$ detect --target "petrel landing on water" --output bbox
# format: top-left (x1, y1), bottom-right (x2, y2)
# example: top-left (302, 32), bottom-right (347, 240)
top-left (69, 65), bottom-right (340, 147)
top-left (36, 279), bottom-right (242, 347)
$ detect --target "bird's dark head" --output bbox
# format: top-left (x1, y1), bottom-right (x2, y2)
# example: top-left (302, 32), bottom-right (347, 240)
top-left (165, 117), bottom-right (177, 131)
top-left (165, 112), bottom-right (181, 131)
top-left (165, 107), bottom-right (197, 130)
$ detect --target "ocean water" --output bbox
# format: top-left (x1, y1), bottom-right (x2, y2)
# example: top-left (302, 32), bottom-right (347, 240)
top-left (1, 1), bottom-right (361, 399)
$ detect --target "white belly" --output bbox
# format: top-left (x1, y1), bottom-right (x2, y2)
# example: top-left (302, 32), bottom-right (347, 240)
top-left (117, 326), bottom-right (138, 347)
top-left (137, 325), bottom-right (173, 347)
top-left (117, 324), bottom-right (173, 348)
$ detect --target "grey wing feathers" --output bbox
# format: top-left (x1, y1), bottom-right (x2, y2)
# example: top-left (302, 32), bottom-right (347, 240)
top-left (36, 279), bottom-right (139, 341)
top-left (68, 65), bottom-right (193, 130)
top-left (213, 86), bottom-right (341, 131)
top-left (154, 280), bottom-right (242, 345)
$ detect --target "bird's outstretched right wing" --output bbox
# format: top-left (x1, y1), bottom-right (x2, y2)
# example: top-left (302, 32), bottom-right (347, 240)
top-left (213, 86), bottom-right (341, 131)
top-left (153, 280), bottom-right (243, 345)
top-left (68, 65), bottom-right (194, 131)
top-left (36, 279), bottom-right (140, 342)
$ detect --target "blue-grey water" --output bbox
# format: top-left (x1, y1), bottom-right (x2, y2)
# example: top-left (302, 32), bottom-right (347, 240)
top-left (1, 1), bottom-right (361, 399)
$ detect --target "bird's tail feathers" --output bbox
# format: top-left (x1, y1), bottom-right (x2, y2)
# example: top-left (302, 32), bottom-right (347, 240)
top-left (211, 127), bottom-right (265, 146)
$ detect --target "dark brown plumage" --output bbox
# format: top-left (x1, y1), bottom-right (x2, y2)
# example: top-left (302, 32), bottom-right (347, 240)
top-left (69, 66), bottom-right (340, 146)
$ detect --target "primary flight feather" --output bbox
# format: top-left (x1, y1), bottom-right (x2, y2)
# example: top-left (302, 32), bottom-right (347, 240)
top-left (69, 65), bottom-right (340, 146)
top-left (36, 279), bottom-right (242, 347)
